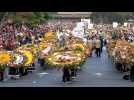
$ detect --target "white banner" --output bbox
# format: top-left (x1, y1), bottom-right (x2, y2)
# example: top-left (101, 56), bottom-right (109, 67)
top-left (113, 22), bottom-right (118, 28)
top-left (88, 23), bottom-right (93, 29)
top-left (124, 22), bottom-right (128, 26)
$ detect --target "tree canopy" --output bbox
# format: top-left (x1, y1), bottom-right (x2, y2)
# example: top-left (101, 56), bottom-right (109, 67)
top-left (0, 12), bottom-right (50, 26)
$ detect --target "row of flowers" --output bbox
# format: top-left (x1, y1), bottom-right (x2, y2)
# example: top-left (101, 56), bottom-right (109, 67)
top-left (0, 45), bottom-right (35, 70)
top-left (107, 39), bottom-right (134, 66)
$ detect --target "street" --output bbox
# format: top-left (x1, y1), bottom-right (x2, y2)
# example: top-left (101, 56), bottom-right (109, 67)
top-left (0, 47), bottom-right (134, 87)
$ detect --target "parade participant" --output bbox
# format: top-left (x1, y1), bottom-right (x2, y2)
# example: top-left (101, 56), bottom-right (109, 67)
top-left (130, 64), bottom-right (134, 82)
top-left (58, 29), bottom-right (65, 48)
top-left (99, 30), bottom-right (105, 39)
top-left (83, 36), bottom-right (88, 46)
top-left (0, 67), bottom-right (4, 81)
top-left (95, 36), bottom-right (101, 57)
top-left (62, 66), bottom-right (71, 82)
top-left (112, 30), bottom-right (117, 40)
top-left (40, 58), bottom-right (44, 67)
top-left (92, 34), bottom-right (96, 49)
top-left (70, 68), bottom-right (75, 78)
top-left (70, 67), bottom-right (77, 79)
top-left (100, 35), bottom-right (103, 53)
top-left (87, 37), bottom-right (93, 57)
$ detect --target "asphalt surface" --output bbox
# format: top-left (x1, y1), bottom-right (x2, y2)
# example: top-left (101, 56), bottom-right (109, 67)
top-left (0, 47), bottom-right (134, 87)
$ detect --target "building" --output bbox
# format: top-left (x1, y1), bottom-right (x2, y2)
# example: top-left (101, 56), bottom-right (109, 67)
top-left (49, 12), bottom-right (92, 22)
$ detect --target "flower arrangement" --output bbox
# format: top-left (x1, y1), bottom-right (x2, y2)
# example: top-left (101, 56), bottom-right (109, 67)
top-left (108, 40), bottom-right (134, 67)
top-left (0, 51), bottom-right (11, 65)
top-left (8, 52), bottom-right (24, 68)
top-left (44, 50), bottom-right (85, 68)
top-left (19, 44), bottom-right (38, 55)
top-left (17, 49), bottom-right (34, 67)
top-left (44, 32), bottom-right (55, 39)
top-left (39, 32), bottom-right (88, 68)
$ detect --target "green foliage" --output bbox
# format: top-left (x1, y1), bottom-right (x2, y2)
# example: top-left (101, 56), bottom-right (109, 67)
top-left (0, 12), bottom-right (6, 20)
top-left (75, 47), bottom-right (84, 52)
top-left (1, 12), bottom-right (50, 26)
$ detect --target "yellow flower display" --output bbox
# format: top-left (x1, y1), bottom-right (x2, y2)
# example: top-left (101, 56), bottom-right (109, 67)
top-left (71, 43), bottom-right (85, 51)
top-left (0, 51), bottom-right (11, 65)
top-left (39, 42), bottom-right (46, 50)
top-left (9, 52), bottom-right (24, 68)
top-left (20, 44), bottom-right (38, 55)
top-left (19, 50), bottom-right (33, 66)
top-left (44, 32), bottom-right (55, 39)
top-left (46, 51), bottom-right (83, 66)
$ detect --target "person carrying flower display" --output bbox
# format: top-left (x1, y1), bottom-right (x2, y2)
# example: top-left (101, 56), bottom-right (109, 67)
top-left (130, 64), bottom-right (134, 82)
top-left (62, 66), bottom-right (71, 82)
top-left (0, 67), bottom-right (4, 81)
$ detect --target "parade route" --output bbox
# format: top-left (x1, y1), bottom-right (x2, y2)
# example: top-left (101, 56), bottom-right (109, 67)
top-left (0, 47), bottom-right (134, 87)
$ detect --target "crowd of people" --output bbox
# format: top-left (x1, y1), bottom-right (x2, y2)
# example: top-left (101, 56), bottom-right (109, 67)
top-left (0, 20), bottom-right (116, 82)
top-left (0, 20), bottom-right (77, 82)
top-left (1, 19), bottom-right (134, 82)
top-left (85, 23), bottom-right (134, 82)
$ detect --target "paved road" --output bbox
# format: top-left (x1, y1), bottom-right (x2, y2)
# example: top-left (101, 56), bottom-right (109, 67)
top-left (0, 47), bottom-right (134, 87)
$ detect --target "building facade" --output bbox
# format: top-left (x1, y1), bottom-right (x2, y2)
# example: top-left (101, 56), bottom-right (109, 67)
top-left (49, 12), bottom-right (92, 22)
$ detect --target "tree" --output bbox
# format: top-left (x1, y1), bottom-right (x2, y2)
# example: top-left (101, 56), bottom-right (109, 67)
top-left (0, 12), bottom-right (50, 26)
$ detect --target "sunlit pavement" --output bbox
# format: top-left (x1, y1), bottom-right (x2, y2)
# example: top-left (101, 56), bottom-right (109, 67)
top-left (0, 47), bottom-right (134, 87)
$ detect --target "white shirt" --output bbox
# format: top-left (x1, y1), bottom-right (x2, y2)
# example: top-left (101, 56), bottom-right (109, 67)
top-left (83, 38), bottom-right (88, 45)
